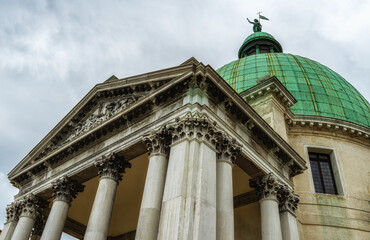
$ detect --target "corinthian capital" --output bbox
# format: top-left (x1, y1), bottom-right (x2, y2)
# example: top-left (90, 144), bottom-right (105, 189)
top-left (143, 125), bottom-right (173, 156)
top-left (52, 176), bottom-right (85, 204)
top-left (278, 185), bottom-right (299, 214)
top-left (5, 201), bottom-right (20, 223)
top-left (249, 173), bottom-right (281, 200)
top-left (18, 194), bottom-right (46, 220)
top-left (216, 134), bottom-right (241, 163)
top-left (95, 152), bottom-right (131, 182)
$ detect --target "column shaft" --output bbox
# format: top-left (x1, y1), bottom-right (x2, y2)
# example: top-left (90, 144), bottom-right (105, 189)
top-left (40, 201), bottom-right (69, 240)
top-left (0, 221), bottom-right (17, 240)
top-left (157, 139), bottom-right (217, 240)
top-left (280, 211), bottom-right (299, 240)
top-left (84, 177), bottom-right (118, 240)
top-left (260, 197), bottom-right (282, 240)
top-left (10, 216), bottom-right (35, 240)
top-left (135, 154), bottom-right (168, 240)
top-left (216, 160), bottom-right (234, 240)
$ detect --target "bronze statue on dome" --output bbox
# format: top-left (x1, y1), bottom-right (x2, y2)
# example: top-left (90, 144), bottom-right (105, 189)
top-left (247, 12), bottom-right (269, 32)
top-left (247, 18), bottom-right (262, 32)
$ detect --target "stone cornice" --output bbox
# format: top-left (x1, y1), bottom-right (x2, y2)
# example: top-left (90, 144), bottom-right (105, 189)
top-left (51, 176), bottom-right (85, 204)
top-left (240, 75), bottom-right (297, 109)
top-left (285, 113), bottom-right (370, 144)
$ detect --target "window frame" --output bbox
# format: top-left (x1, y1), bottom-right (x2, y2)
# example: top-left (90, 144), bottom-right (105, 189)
top-left (304, 146), bottom-right (345, 195)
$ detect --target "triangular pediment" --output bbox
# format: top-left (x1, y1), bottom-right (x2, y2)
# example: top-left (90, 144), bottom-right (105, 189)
top-left (9, 59), bottom-right (198, 180)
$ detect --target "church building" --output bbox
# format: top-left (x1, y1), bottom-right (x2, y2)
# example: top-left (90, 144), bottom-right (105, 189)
top-left (0, 22), bottom-right (369, 240)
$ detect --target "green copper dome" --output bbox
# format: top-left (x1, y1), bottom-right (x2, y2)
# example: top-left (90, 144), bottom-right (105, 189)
top-left (217, 33), bottom-right (370, 128)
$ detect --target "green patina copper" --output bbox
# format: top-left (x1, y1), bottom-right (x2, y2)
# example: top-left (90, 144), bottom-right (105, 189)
top-left (217, 48), bottom-right (370, 127)
top-left (238, 32), bottom-right (283, 58)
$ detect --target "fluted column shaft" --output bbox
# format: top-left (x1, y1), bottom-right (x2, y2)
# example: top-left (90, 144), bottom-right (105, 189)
top-left (41, 176), bottom-right (84, 240)
top-left (84, 152), bottom-right (131, 240)
top-left (11, 194), bottom-right (45, 240)
top-left (216, 138), bottom-right (240, 240)
top-left (135, 127), bottom-right (171, 240)
top-left (278, 186), bottom-right (300, 240)
top-left (0, 203), bottom-right (20, 240)
top-left (250, 173), bottom-right (282, 240)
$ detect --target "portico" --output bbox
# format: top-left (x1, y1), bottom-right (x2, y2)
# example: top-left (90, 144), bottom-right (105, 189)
top-left (0, 58), bottom-right (306, 240)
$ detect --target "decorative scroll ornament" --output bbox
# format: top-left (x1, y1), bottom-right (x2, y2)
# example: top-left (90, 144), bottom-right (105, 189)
top-left (5, 202), bottom-right (20, 223)
top-left (142, 125), bottom-right (174, 156)
top-left (216, 134), bottom-right (241, 163)
top-left (18, 194), bottom-right (47, 220)
top-left (171, 112), bottom-right (220, 146)
top-left (95, 152), bottom-right (132, 182)
top-left (278, 185), bottom-right (300, 214)
top-left (52, 176), bottom-right (85, 204)
top-left (249, 173), bottom-right (281, 200)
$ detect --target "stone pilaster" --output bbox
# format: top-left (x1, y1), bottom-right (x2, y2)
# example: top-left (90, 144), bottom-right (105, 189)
top-left (278, 185), bottom-right (300, 240)
top-left (84, 152), bottom-right (131, 240)
top-left (216, 134), bottom-right (241, 240)
top-left (40, 176), bottom-right (84, 240)
top-left (135, 126), bottom-right (172, 240)
top-left (95, 152), bottom-right (132, 182)
top-left (249, 173), bottom-right (283, 240)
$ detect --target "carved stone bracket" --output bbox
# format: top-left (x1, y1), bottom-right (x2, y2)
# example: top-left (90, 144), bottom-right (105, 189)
top-left (278, 185), bottom-right (299, 215)
top-left (51, 176), bottom-right (85, 204)
top-left (5, 201), bottom-right (21, 223)
top-left (216, 134), bottom-right (241, 164)
top-left (249, 173), bottom-right (281, 200)
top-left (95, 152), bottom-right (132, 182)
top-left (18, 194), bottom-right (47, 220)
top-left (142, 125), bottom-right (174, 156)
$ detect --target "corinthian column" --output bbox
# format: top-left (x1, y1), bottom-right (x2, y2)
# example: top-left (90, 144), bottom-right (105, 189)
top-left (278, 185), bottom-right (300, 240)
top-left (0, 202), bottom-right (20, 240)
top-left (249, 173), bottom-right (283, 240)
top-left (11, 194), bottom-right (45, 240)
top-left (216, 136), bottom-right (240, 240)
top-left (135, 126), bottom-right (172, 240)
top-left (84, 152), bottom-right (131, 240)
top-left (40, 176), bottom-right (84, 240)
top-left (157, 113), bottom-right (218, 240)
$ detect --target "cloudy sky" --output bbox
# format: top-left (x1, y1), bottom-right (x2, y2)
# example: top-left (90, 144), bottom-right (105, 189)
top-left (0, 0), bottom-right (369, 239)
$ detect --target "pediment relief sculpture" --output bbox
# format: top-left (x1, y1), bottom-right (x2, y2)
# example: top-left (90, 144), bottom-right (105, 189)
top-left (34, 95), bottom-right (140, 162)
